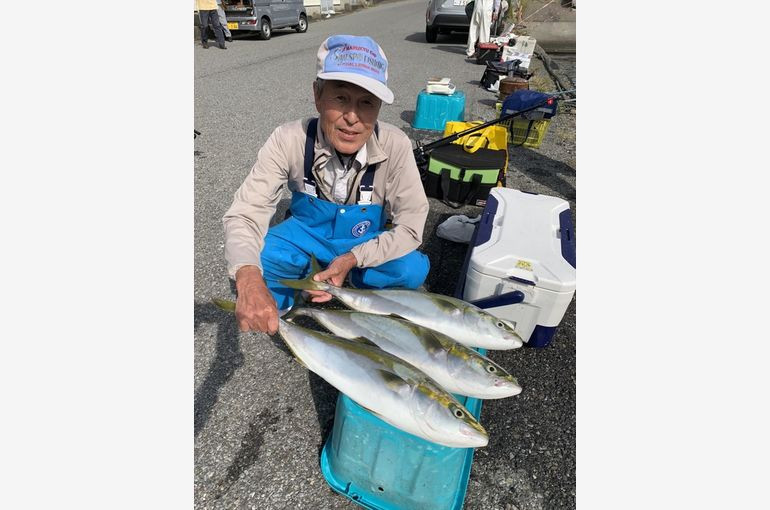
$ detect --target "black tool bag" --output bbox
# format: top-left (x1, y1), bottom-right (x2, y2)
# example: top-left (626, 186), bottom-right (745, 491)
top-left (479, 59), bottom-right (530, 89)
top-left (424, 144), bottom-right (507, 208)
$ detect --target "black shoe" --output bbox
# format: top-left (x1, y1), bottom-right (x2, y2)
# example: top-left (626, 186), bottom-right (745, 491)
top-left (219, 43), bottom-right (227, 49)
top-left (225, 36), bottom-right (232, 42)
top-left (202, 41), bottom-right (209, 49)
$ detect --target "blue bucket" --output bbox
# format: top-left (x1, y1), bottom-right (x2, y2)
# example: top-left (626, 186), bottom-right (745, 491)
top-left (319, 356), bottom-right (485, 510)
top-left (411, 90), bottom-right (466, 131)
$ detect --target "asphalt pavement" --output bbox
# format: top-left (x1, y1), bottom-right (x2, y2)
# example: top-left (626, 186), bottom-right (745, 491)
top-left (194, 1), bottom-right (576, 508)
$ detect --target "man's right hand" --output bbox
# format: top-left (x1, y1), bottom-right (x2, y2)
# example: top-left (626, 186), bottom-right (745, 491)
top-left (234, 265), bottom-right (279, 334)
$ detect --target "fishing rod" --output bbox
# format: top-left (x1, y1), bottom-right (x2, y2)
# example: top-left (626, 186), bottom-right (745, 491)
top-left (412, 93), bottom-right (560, 176)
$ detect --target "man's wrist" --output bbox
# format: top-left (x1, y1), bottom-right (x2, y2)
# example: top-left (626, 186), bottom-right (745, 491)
top-left (235, 265), bottom-right (265, 289)
top-left (341, 252), bottom-right (359, 269)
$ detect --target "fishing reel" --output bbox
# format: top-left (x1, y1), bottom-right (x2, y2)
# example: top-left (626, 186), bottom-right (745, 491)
top-left (413, 142), bottom-right (430, 182)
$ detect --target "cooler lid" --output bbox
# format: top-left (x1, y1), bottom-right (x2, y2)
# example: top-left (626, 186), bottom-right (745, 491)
top-left (469, 188), bottom-right (576, 293)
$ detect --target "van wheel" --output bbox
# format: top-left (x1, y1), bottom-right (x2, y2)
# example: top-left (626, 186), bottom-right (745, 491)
top-left (296, 14), bottom-right (308, 33)
top-left (425, 24), bottom-right (438, 43)
top-left (259, 17), bottom-right (271, 40)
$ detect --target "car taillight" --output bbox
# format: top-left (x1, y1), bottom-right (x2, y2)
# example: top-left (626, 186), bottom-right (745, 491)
top-left (246, 19), bottom-right (256, 25)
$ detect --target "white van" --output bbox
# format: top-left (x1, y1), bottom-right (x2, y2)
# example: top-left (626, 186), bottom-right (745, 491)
top-left (222, 0), bottom-right (308, 40)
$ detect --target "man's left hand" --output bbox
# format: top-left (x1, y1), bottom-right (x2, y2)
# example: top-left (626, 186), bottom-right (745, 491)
top-left (306, 252), bottom-right (358, 303)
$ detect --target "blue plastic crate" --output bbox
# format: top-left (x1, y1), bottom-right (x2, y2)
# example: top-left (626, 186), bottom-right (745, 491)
top-left (319, 350), bottom-right (486, 510)
top-left (411, 90), bottom-right (466, 131)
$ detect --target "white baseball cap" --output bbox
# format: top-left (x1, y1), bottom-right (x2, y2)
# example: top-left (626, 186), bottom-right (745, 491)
top-left (316, 35), bottom-right (394, 104)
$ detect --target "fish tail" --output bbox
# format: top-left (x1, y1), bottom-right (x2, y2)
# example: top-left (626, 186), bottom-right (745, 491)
top-left (279, 255), bottom-right (331, 292)
top-left (212, 298), bottom-right (236, 313)
top-left (283, 304), bottom-right (316, 322)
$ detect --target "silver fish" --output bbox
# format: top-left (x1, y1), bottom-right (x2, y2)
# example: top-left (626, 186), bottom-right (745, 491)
top-left (291, 308), bottom-right (522, 399)
top-left (279, 257), bottom-right (524, 350)
top-left (276, 318), bottom-right (489, 448)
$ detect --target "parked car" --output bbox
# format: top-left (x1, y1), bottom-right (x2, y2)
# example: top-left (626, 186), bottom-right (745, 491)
top-left (425, 0), bottom-right (504, 43)
top-left (199, 0), bottom-right (308, 41)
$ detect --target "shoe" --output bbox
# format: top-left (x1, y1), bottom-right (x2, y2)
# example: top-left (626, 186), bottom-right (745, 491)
top-left (225, 36), bottom-right (232, 42)
top-left (219, 43), bottom-right (227, 49)
top-left (202, 41), bottom-right (209, 49)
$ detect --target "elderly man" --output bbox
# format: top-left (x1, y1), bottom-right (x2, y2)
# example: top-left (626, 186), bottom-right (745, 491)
top-left (223, 35), bottom-right (430, 334)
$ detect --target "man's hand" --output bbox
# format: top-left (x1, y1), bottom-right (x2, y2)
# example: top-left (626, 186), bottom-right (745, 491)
top-left (235, 265), bottom-right (279, 334)
top-left (305, 252), bottom-right (358, 303)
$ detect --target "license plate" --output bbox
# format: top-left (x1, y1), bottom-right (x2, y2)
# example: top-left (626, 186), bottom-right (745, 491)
top-left (227, 22), bottom-right (238, 30)
top-left (453, 0), bottom-right (466, 5)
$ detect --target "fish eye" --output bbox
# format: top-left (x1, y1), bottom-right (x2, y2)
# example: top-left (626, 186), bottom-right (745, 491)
top-left (496, 321), bottom-right (504, 328)
top-left (486, 365), bottom-right (497, 373)
top-left (453, 408), bottom-right (465, 419)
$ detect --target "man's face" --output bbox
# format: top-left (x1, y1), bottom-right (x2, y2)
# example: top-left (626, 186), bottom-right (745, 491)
top-left (314, 80), bottom-right (382, 155)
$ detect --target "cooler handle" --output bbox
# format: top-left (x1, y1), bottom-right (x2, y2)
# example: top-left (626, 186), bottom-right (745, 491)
top-left (470, 290), bottom-right (526, 309)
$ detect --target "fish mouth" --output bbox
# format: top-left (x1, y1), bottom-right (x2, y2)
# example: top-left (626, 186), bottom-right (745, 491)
top-left (493, 379), bottom-right (523, 396)
top-left (506, 333), bottom-right (524, 348)
top-left (459, 423), bottom-right (488, 447)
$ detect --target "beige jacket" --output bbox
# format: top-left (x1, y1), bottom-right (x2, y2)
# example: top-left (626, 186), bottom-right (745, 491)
top-left (223, 118), bottom-right (429, 278)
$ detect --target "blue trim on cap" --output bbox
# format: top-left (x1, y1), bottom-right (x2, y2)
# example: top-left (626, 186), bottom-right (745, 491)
top-left (323, 35), bottom-right (388, 85)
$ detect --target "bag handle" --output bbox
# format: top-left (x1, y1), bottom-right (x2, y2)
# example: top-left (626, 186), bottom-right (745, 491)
top-left (463, 132), bottom-right (491, 153)
top-left (461, 173), bottom-right (483, 205)
top-left (439, 168), bottom-right (462, 208)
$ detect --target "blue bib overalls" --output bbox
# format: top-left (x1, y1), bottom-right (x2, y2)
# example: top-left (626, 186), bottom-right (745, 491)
top-left (260, 119), bottom-right (430, 310)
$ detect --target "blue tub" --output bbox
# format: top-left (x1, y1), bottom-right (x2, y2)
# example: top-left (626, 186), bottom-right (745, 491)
top-left (411, 90), bottom-right (466, 131)
top-left (319, 361), bottom-right (485, 510)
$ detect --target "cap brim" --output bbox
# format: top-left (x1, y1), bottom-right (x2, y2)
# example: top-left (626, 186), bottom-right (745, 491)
top-left (317, 71), bottom-right (394, 104)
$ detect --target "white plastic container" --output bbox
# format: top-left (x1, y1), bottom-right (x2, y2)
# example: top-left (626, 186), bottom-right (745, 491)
top-left (462, 188), bottom-right (576, 347)
top-left (501, 35), bottom-right (537, 71)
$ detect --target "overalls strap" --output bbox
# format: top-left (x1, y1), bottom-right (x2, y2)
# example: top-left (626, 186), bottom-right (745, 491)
top-left (303, 118), bottom-right (319, 197)
top-left (303, 118), bottom-right (379, 205)
top-left (357, 123), bottom-right (379, 205)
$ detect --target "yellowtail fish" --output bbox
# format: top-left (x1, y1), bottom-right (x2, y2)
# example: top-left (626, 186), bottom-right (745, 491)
top-left (211, 299), bottom-right (489, 448)
top-left (279, 257), bottom-right (524, 350)
top-left (291, 308), bottom-right (522, 399)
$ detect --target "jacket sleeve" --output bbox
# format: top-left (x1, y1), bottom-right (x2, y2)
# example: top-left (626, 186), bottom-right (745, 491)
top-left (223, 125), bottom-right (290, 278)
top-left (350, 132), bottom-right (429, 268)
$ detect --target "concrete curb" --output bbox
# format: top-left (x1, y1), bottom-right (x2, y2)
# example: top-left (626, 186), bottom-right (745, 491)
top-left (519, 21), bottom-right (575, 53)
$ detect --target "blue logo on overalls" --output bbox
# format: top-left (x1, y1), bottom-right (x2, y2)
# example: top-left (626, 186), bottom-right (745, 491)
top-left (352, 220), bottom-right (372, 238)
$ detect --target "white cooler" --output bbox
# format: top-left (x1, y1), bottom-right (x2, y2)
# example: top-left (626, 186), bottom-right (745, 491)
top-left (461, 188), bottom-right (576, 348)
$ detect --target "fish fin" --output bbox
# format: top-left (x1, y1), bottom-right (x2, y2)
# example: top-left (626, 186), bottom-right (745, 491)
top-left (345, 336), bottom-right (379, 348)
top-left (375, 369), bottom-right (410, 393)
top-left (310, 254), bottom-right (323, 275)
top-left (286, 306), bottom-right (314, 322)
top-left (212, 298), bottom-right (236, 313)
top-left (279, 255), bottom-right (330, 292)
top-left (358, 404), bottom-right (387, 421)
top-left (384, 312), bottom-right (410, 321)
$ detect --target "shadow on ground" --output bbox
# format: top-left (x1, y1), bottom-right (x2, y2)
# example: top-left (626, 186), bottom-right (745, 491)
top-left (508, 146), bottom-right (575, 200)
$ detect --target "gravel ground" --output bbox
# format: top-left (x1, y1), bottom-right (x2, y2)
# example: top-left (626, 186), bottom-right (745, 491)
top-left (195, 1), bottom-right (576, 508)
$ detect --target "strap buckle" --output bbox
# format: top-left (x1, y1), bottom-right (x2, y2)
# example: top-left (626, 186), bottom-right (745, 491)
top-left (303, 177), bottom-right (317, 197)
top-left (357, 186), bottom-right (373, 205)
